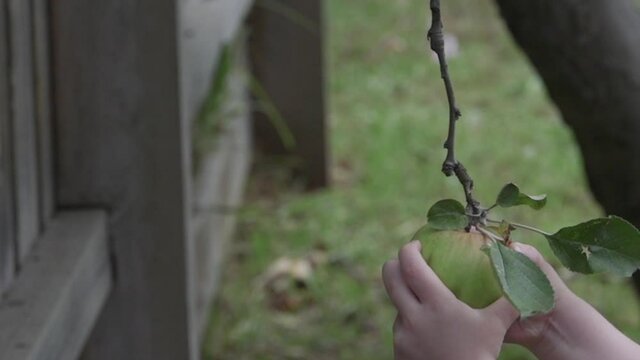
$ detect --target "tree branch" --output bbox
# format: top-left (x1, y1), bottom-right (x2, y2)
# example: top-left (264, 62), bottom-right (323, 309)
top-left (428, 0), bottom-right (480, 215)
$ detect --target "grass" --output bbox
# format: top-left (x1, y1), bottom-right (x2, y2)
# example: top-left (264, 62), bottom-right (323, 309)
top-left (203, 0), bottom-right (640, 358)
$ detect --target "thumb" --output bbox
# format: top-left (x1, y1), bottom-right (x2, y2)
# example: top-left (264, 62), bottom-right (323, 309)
top-left (483, 297), bottom-right (519, 331)
top-left (504, 243), bottom-right (572, 346)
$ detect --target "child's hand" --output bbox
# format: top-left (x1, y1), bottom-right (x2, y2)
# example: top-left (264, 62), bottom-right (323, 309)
top-left (506, 244), bottom-right (640, 360)
top-left (382, 240), bottom-right (519, 360)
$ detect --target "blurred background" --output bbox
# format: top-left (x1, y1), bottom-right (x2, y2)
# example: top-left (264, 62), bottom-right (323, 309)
top-left (1, 0), bottom-right (640, 359)
top-left (206, 0), bottom-right (640, 359)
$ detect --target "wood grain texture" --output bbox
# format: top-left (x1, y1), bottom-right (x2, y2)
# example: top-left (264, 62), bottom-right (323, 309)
top-left (249, 0), bottom-right (329, 189)
top-left (0, 210), bottom-right (111, 360)
top-left (52, 1), bottom-right (196, 359)
top-left (32, 0), bottom-right (54, 224)
top-left (8, 0), bottom-right (40, 262)
top-left (0, 0), bottom-right (16, 295)
top-left (52, 0), bottom-right (256, 357)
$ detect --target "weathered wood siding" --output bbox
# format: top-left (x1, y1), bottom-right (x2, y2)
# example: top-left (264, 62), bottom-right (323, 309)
top-left (32, 0), bottom-right (54, 223)
top-left (0, 0), bottom-right (324, 358)
top-left (52, 1), bottom-right (195, 359)
top-left (0, 0), bottom-right (54, 294)
top-left (52, 0), bottom-right (254, 359)
top-left (0, 211), bottom-right (111, 360)
top-left (193, 118), bottom-right (251, 333)
top-left (192, 43), bottom-right (251, 333)
top-left (8, 0), bottom-right (40, 262)
top-left (0, 0), bottom-right (15, 294)
top-left (180, 0), bottom-right (253, 338)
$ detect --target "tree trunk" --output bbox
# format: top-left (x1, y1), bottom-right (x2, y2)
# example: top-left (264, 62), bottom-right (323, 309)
top-left (494, 0), bottom-right (640, 292)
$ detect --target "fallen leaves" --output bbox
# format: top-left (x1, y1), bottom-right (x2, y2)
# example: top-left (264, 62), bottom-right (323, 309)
top-left (260, 248), bottom-right (328, 312)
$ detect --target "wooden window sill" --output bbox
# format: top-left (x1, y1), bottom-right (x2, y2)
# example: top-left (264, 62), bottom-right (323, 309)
top-left (0, 210), bottom-right (112, 360)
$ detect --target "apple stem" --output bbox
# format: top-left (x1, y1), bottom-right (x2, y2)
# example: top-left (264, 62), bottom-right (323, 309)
top-left (477, 226), bottom-right (505, 243)
top-left (487, 219), bottom-right (552, 237)
top-left (428, 0), bottom-right (481, 218)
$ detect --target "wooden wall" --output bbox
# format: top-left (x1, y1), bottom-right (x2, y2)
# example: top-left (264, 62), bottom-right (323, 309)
top-left (52, 0), bottom-right (254, 359)
top-left (0, 0), bottom-right (55, 294)
top-left (191, 44), bottom-right (252, 334)
top-left (0, 1), bottom-right (111, 359)
top-left (8, 0), bottom-right (40, 265)
top-left (52, 0), bottom-right (196, 358)
top-left (180, 0), bottom-right (254, 341)
top-left (0, 0), bottom-right (15, 295)
top-left (0, 0), bottom-right (326, 358)
top-left (0, 211), bottom-right (111, 360)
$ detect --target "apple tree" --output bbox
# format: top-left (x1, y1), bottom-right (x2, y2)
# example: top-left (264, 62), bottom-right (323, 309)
top-left (494, 0), bottom-right (640, 293)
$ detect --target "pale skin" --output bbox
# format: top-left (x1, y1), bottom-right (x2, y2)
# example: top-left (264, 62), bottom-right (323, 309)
top-left (382, 240), bottom-right (640, 360)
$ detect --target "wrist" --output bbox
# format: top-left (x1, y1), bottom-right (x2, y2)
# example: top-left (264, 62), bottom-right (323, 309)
top-left (507, 289), bottom-right (580, 357)
top-left (521, 312), bottom-right (568, 360)
top-left (526, 293), bottom-right (640, 360)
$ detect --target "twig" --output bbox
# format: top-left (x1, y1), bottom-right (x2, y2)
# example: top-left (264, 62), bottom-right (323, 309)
top-left (428, 0), bottom-right (480, 215)
top-left (487, 219), bottom-right (552, 236)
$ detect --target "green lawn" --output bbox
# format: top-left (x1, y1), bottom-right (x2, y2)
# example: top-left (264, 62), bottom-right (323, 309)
top-left (204, 0), bottom-right (640, 359)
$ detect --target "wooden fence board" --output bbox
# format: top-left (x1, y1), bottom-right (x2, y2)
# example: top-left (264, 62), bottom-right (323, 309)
top-left (8, 0), bottom-right (40, 262)
top-left (52, 1), bottom-right (197, 359)
top-left (193, 116), bottom-right (251, 334)
top-left (249, 0), bottom-right (329, 189)
top-left (180, 0), bottom-right (253, 344)
top-left (0, 0), bottom-right (15, 294)
top-left (32, 0), bottom-right (54, 224)
top-left (191, 36), bottom-right (252, 334)
top-left (0, 210), bottom-right (111, 360)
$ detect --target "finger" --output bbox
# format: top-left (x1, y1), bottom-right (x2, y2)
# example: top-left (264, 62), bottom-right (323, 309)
top-left (506, 243), bottom-right (570, 345)
top-left (482, 297), bottom-right (519, 332)
top-left (382, 259), bottom-right (419, 314)
top-left (397, 240), bottom-right (455, 303)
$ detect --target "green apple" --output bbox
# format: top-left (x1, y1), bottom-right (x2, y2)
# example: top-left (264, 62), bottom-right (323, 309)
top-left (413, 227), bottom-right (502, 309)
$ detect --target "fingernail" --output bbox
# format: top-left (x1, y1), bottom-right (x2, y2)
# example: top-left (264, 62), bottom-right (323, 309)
top-left (412, 240), bottom-right (422, 250)
top-left (511, 243), bottom-right (538, 261)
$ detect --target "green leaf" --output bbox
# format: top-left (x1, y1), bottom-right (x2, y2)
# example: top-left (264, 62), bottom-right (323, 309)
top-left (496, 183), bottom-right (547, 210)
top-left (545, 216), bottom-right (640, 276)
top-left (427, 199), bottom-right (468, 230)
top-left (483, 242), bottom-right (555, 317)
